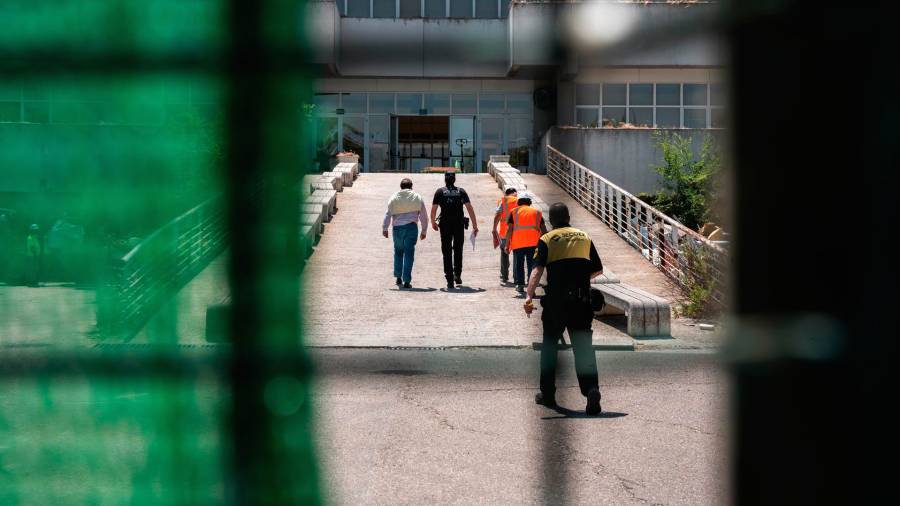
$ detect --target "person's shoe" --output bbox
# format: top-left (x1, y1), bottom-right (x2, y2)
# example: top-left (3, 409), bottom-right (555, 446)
top-left (454, 275), bottom-right (462, 285)
top-left (395, 277), bottom-right (402, 287)
top-left (447, 280), bottom-right (455, 290)
top-left (585, 389), bottom-right (602, 416)
top-left (500, 276), bottom-right (509, 283)
top-left (516, 284), bottom-right (525, 293)
top-left (403, 282), bottom-right (412, 289)
top-left (534, 392), bottom-right (557, 408)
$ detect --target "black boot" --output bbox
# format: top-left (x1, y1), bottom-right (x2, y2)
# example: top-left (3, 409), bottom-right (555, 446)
top-left (585, 389), bottom-right (602, 416)
top-left (535, 392), bottom-right (557, 408)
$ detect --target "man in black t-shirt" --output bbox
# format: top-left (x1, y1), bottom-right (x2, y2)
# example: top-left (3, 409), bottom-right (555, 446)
top-left (430, 172), bottom-right (479, 289)
top-left (523, 202), bottom-right (604, 416)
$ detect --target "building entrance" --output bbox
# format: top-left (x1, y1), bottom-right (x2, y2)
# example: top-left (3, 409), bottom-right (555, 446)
top-left (390, 116), bottom-right (449, 172)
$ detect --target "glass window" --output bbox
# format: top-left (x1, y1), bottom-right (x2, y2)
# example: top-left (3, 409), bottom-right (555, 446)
top-left (347, 0), bottom-right (371, 17)
top-left (506, 93), bottom-right (531, 114)
top-left (425, 93), bottom-right (450, 114)
top-left (656, 84), bottom-right (680, 106)
top-left (629, 84), bottom-right (652, 106)
top-left (684, 84), bottom-right (708, 106)
top-left (373, 0), bottom-right (395, 18)
top-left (313, 93), bottom-right (339, 114)
top-left (342, 116), bottom-right (366, 162)
top-left (575, 108), bottom-right (599, 127)
top-left (452, 93), bottom-right (476, 114)
top-left (500, 0), bottom-right (510, 18)
top-left (711, 108), bottom-right (727, 128)
top-left (629, 107), bottom-right (653, 127)
top-left (400, 0), bottom-right (420, 18)
top-left (602, 84), bottom-right (626, 105)
top-left (479, 93), bottom-right (504, 114)
top-left (425, 0), bottom-right (447, 17)
top-left (368, 115), bottom-right (391, 171)
top-left (450, 0), bottom-right (472, 18)
top-left (341, 93), bottom-right (366, 113)
top-left (576, 84), bottom-right (599, 106)
top-left (368, 93), bottom-right (394, 113)
top-left (601, 106), bottom-right (626, 126)
top-left (396, 93), bottom-right (422, 114)
top-left (475, 0), bottom-right (497, 18)
top-left (656, 108), bottom-right (680, 128)
top-left (507, 117), bottom-right (532, 169)
top-left (684, 108), bottom-right (707, 128)
top-left (710, 83), bottom-right (725, 106)
top-left (338, 0), bottom-right (347, 16)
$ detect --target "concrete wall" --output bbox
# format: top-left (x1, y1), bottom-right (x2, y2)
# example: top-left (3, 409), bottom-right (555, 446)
top-left (338, 17), bottom-right (508, 77)
top-left (310, 1), bottom-right (722, 78)
top-left (545, 126), bottom-right (725, 195)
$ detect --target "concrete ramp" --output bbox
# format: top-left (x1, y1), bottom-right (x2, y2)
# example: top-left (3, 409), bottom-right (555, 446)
top-left (302, 173), bottom-right (635, 348)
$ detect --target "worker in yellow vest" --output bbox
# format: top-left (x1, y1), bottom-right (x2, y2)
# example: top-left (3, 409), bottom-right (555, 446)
top-left (503, 191), bottom-right (547, 293)
top-left (492, 187), bottom-right (518, 283)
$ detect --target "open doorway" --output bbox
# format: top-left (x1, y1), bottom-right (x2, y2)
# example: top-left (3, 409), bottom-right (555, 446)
top-left (390, 116), bottom-right (449, 172)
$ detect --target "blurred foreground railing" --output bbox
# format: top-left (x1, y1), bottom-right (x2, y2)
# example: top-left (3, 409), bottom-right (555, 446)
top-left (546, 145), bottom-right (727, 309)
top-left (97, 195), bottom-right (227, 340)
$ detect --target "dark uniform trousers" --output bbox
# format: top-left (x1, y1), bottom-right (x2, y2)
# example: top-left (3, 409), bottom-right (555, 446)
top-left (540, 297), bottom-right (600, 399)
top-left (439, 222), bottom-right (464, 281)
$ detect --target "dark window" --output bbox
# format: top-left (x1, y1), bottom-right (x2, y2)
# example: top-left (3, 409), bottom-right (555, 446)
top-left (656, 83), bottom-right (681, 106)
top-left (602, 84), bottom-right (626, 105)
top-left (450, 0), bottom-right (472, 18)
top-left (425, 0), bottom-right (447, 18)
top-left (373, 0), bottom-right (395, 18)
top-left (400, 0), bottom-right (421, 17)
top-left (347, 0), bottom-right (371, 17)
top-left (475, 0), bottom-right (497, 19)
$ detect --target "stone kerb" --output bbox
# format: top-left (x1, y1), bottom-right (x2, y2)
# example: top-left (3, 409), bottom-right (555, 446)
top-left (334, 162), bottom-right (358, 185)
top-left (320, 172), bottom-right (344, 191)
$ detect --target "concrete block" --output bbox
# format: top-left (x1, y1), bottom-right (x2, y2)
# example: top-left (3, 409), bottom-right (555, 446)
top-left (300, 212), bottom-right (324, 236)
top-left (594, 283), bottom-right (670, 337)
top-left (320, 172), bottom-right (344, 191)
top-left (302, 202), bottom-right (330, 222)
top-left (309, 190), bottom-right (338, 216)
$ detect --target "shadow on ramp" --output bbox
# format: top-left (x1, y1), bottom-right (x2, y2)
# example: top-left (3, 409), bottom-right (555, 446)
top-left (541, 406), bottom-right (628, 420)
top-left (440, 286), bottom-right (486, 294)
top-left (389, 287), bottom-right (438, 293)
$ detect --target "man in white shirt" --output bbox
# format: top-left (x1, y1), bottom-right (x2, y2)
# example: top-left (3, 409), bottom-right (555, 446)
top-left (383, 178), bottom-right (428, 289)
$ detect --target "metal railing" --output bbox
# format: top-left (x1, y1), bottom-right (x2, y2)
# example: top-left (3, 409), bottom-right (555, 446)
top-left (546, 145), bottom-right (727, 308)
top-left (98, 195), bottom-right (228, 340)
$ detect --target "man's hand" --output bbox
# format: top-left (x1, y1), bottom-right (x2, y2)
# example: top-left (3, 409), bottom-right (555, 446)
top-left (492, 230), bottom-right (500, 249)
top-left (472, 226), bottom-right (479, 237)
top-left (419, 232), bottom-right (426, 240)
top-left (431, 221), bottom-right (438, 231)
top-left (523, 296), bottom-right (535, 317)
top-left (382, 230), bottom-right (389, 238)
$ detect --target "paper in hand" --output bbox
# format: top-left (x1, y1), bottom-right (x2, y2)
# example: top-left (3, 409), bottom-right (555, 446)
top-left (469, 231), bottom-right (477, 250)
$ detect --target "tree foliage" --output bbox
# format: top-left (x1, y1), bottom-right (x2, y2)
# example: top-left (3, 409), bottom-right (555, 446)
top-left (650, 131), bottom-right (721, 231)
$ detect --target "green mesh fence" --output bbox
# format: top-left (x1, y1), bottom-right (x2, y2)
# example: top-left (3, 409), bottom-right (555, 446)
top-left (0, 1), bottom-right (321, 503)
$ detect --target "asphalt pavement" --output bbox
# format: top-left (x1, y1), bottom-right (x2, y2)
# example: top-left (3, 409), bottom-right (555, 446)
top-left (312, 348), bottom-right (728, 505)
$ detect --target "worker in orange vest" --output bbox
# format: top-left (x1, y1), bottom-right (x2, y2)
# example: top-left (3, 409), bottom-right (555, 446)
top-left (492, 187), bottom-right (518, 283)
top-left (504, 191), bottom-right (547, 293)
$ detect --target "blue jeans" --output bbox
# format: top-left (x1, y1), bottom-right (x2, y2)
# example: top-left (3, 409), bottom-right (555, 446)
top-left (393, 222), bottom-right (418, 284)
top-left (513, 246), bottom-right (536, 287)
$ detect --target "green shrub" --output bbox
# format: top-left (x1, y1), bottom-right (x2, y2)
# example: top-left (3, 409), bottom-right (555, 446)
top-left (650, 131), bottom-right (721, 231)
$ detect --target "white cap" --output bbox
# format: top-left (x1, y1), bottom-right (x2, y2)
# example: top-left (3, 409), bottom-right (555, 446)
top-left (517, 191), bottom-right (534, 201)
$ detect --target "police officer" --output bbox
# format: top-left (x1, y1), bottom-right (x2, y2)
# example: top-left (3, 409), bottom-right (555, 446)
top-left (430, 171), bottom-right (478, 290)
top-left (492, 187), bottom-right (518, 283)
top-left (523, 202), bottom-right (604, 415)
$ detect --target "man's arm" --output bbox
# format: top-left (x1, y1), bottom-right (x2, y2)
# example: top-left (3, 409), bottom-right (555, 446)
top-left (492, 208), bottom-right (502, 234)
top-left (523, 265), bottom-right (545, 315)
top-left (418, 202), bottom-right (428, 240)
top-left (539, 216), bottom-right (548, 235)
top-left (382, 211), bottom-right (391, 238)
top-left (430, 204), bottom-right (439, 231)
top-left (464, 202), bottom-right (478, 235)
top-left (503, 213), bottom-right (514, 253)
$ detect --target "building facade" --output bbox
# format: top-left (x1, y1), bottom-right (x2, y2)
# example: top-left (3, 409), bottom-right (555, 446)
top-left (307, 0), bottom-right (726, 173)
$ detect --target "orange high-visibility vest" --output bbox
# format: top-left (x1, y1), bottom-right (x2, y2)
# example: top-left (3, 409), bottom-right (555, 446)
top-left (497, 195), bottom-right (518, 237)
top-left (509, 206), bottom-right (542, 251)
